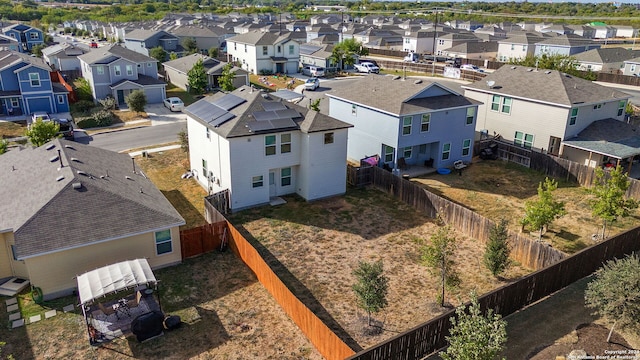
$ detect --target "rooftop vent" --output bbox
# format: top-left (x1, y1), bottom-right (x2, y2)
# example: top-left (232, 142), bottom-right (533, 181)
top-left (46, 144), bottom-right (56, 151)
top-left (511, 66), bottom-right (517, 69)
top-left (392, 75), bottom-right (401, 80)
top-left (56, 175), bottom-right (65, 181)
top-left (72, 182), bottom-right (82, 190)
top-left (77, 171), bottom-right (89, 176)
top-left (64, 145), bottom-right (75, 150)
top-left (71, 157), bottom-right (80, 162)
top-left (49, 156), bottom-right (59, 162)
top-left (545, 70), bottom-right (552, 74)
top-left (125, 176), bottom-right (133, 180)
top-left (414, 79), bottom-right (422, 84)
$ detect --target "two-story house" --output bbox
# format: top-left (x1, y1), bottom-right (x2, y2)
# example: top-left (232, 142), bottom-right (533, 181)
top-left (162, 53), bottom-right (248, 92)
top-left (463, 65), bottom-right (630, 161)
top-left (42, 43), bottom-right (87, 71)
top-left (78, 45), bottom-right (166, 105)
top-left (170, 25), bottom-right (231, 54)
top-left (534, 34), bottom-right (601, 57)
top-left (2, 24), bottom-right (43, 53)
top-left (402, 29), bottom-right (436, 54)
top-left (574, 48), bottom-right (640, 73)
top-left (327, 76), bottom-right (481, 170)
top-left (227, 31), bottom-right (300, 75)
top-left (497, 32), bottom-right (544, 62)
top-left (0, 50), bottom-right (70, 116)
top-left (124, 29), bottom-right (181, 58)
top-left (0, 34), bottom-right (19, 52)
top-left (435, 32), bottom-right (481, 56)
top-left (622, 56), bottom-right (640, 77)
top-left (184, 85), bottom-right (353, 211)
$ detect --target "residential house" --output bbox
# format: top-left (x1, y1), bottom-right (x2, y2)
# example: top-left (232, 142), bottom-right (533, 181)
top-left (0, 50), bottom-right (70, 116)
top-left (474, 25), bottom-right (507, 38)
top-left (574, 48), bottom-right (640, 73)
top-left (171, 25), bottom-right (231, 54)
top-left (497, 32), bottom-right (544, 62)
top-left (42, 43), bottom-right (87, 71)
top-left (462, 65), bottom-right (630, 159)
top-left (444, 41), bottom-right (499, 61)
top-left (539, 24), bottom-right (574, 36)
top-left (613, 25), bottom-right (637, 38)
top-left (402, 29), bottom-right (436, 54)
top-left (2, 24), bottom-right (43, 53)
top-left (566, 25), bottom-right (596, 39)
top-left (534, 34), bottom-right (601, 57)
top-left (327, 76), bottom-right (481, 170)
top-left (591, 25), bottom-right (616, 39)
top-left (445, 20), bottom-right (483, 32)
top-left (622, 57), bottom-right (640, 76)
top-left (162, 53), bottom-right (248, 91)
top-left (226, 31), bottom-right (300, 75)
top-left (0, 34), bottom-right (19, 52)
top-left (353, 28), bottom-right (404, 51)
top-left (0, 139), bottom-right (185, 299)
top-left (184, 85), bottom-right (353, 211)
top-left (308, 34), bottom-right (340, 46)
top-left (124, 29), bottom-right (181, 58)
top-left (299, 43), bottom-right (337, 70)
top-left (78, 44), bottom-right (166, 105)
top-left (435, 32), bottom-right (481, 56)
top-left (306, 25), bottom-right (338, 43)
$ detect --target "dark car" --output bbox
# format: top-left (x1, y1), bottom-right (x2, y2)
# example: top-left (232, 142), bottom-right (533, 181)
top-left (55, 118), bottom-right (74, 140)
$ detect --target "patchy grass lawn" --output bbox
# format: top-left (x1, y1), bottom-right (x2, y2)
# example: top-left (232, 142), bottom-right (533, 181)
top-left (0, 252), bottom-right (322, 359)
top-left (411, 160), bottom-right (640, 253)
top-left (0, 121), bottom-right (26, 139)
top-left (250, 74), bottom-right (304, 91)
top-left (166, 83), bottom-right (199, 106)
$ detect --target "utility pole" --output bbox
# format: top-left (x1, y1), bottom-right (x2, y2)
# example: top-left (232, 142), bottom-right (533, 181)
top-left (432, 8), bottom-right (438, 76)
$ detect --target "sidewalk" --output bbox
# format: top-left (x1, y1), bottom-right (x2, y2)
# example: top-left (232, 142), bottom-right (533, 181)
top-left (128, 144), bottom-right (181, 157)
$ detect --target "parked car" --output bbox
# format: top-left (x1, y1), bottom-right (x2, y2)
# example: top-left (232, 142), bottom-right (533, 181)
top-left (30, 111), bottom-right (51, 124)
top-left (55, 118), bottom-right (74, 140)
top-left (354, 62), bottom-right (380, 74)
top-left (90, 41), bottom-right (98, 48)
top-left (301, 66), bottom-right (325, 77)
top-left (404, 52), bottom-right (419, 63)
top-left (304, 78), bottom-right (320, 91)
top-left (460, 64), bottom-right (484, 72)
top-left (163, 97), bottom-right (184, 112)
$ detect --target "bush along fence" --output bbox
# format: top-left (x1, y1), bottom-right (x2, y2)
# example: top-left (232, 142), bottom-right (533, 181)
top-left (346, 225), bottom-right (640, 360)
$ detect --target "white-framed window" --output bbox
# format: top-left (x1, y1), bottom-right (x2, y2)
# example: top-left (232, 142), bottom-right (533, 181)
top-left (438, 39), bottom-right (444, 45)
top-left (234, 42), bottom-right (236, 50)
top-left (265, 135), bottom-right (276, 156)
top-left (593, 103), bottom-right (602, 110)
top-left (10, 245), bottom-right (17, 260)
top-left (155, 229), bottom-right (173, 255)
top-left (206, 127), bottom-right (210, 139)
top-left (351, 104), bottom-right (357, 116)
top-left (491, 95), bottom-right (512, 114)
top-left (383, 144), bottom-right (394, 163)
top-left (252, 175), bottom-right (263, 188)
top-left (466, 107), bottom-right (475, 125)
top-left (126, 65), bottom-right (133, 76)
top-left (97, 65), bottom-right (104, 75)
top-left (9, 33), bottom-right (15, 39)
top-left (324, 132), bottom-right (334, 144)
top-left (202, 159), bottom-right (207, 177)
top-left (114, 65), bottom-right (121, 76)
top-left (570, 108), bottom-right (578, 125)
top-left (618, 101), bottom-right (626, 116)
top-left (514, 131), bottom-right (534, 149)
top-left (281, 167), bottom-right (291, 186)
top-left (491, 94), bottom-right (500, 111)
top-left (244, 44), bottom-right (247, 53)
top-left (289, 44), bottom-right (294, 54)
top-left (462, 139), bottom-right (471, 156)
top-left (262, 46), bottom-right (267, 55)
top-left (403, 146), bottom-right (412, 159)
top-left (57, 95), bottom-right (65, 104)
top-left (30, 32), bottom-right (39, 40)
top-left (510, 44), bottom-right (515, 50)
top-left (630, 64), bottom-right (636, 72)
top-left (402, 116), bottom-right (412, 136)
top-left (29, 73), bottom-right (40, 87)
top-left (11, 98), bottom-right (19, 107)
top-left (442, 143), bottom-right (451, 160)
top-left (501, 97), bottom-right (512, 114)
top-left (421, 114), bottom-right (430, 132)
top-left (148, 62), bottom-right (152, 67)
top-left (280, 133), bottom-right (291, 153)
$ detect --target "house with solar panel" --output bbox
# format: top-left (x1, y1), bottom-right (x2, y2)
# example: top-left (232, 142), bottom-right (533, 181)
top-left (184, 85), bottom-right (353, 211)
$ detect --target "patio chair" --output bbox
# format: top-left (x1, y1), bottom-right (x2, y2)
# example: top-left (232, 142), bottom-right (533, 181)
top-left (127, 291), bottom-right (142, 308)
top-left (98, 302), bottom-right (115, 316)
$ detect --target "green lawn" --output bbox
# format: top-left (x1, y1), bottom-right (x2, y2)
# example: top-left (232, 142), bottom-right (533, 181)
top-left (166, 83), bottom-right (199, 106)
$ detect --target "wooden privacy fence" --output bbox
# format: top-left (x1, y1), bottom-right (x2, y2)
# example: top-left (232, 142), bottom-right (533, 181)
top-left (347, 225), bottom-right (640, 360)
top-left (179, 221), bottom-right (226, 259)
top-left (224, 221), bottom-right (356, 360)
top-left (359, 165), bottom-right (566, 270)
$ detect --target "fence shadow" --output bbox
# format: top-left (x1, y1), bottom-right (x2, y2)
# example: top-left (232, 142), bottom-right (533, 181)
top-left (161, 189), bottom-right (207, 228)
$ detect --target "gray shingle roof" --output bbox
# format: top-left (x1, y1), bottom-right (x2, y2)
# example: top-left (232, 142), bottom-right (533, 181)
top-left (462, 65), bottom-right (630, 107)
top-left (445, 41), bottom-right (498, 54)
top-left (563, 118), bottom-right (640, 159)
top-left (535, 34), bottom-right (595, 46)
top-left (0, 139), bottom-right (184, 259)
top-left (574, 48), bottom-right (640, 64)
top-left (227, 31), bottom-right (293, 45)
top-left (171, 25), bottom-right (226, 37)
top-left (327, 75), bottom-right (480, 115)
top-left (125, 29), bottom-right (162, 41)
top-left (162, 53), bottom-right (243, 75)
top-left (78, 44), bottom-right (156, 65)
top-left (0, 50), bottom-right (51, 72)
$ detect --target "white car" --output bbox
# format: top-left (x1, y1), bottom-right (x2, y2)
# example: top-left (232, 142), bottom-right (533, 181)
top-left (460, 64), bottom-right (484, 72)
top-left (163, 97), bottom-right (184, 112)
top-left (304, 78), bottom-right (320, 91)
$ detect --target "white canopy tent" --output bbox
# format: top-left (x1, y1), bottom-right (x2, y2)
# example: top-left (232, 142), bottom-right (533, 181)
top-left (77, 259), bottom-right (157, 305)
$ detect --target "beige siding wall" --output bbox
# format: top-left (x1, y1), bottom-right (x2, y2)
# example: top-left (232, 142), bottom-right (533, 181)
top-left (24, 227), bottom-right (181, 298)
top-left (165, 68), bottom-right (189, 91)
top-left (1, 233), bottom-right (28, 279)
top-left (562, 145), bottom-right (604, 167)
top-left (0, 232), bottom-right (13, 278)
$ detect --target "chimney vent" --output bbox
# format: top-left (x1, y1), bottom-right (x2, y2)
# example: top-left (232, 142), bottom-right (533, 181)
top-left (72, 182), bottom-right (82, 190)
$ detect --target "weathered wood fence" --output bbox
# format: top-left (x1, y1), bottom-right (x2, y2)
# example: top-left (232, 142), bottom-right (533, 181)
top-left (179, 221), bottom-right (227, 259)
top-left (346, 225), bottom-right (640, 360)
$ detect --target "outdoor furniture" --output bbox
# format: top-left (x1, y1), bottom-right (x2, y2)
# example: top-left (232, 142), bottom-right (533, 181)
top-left (98, 302), bottom-right (115, 316)
top-left (127, 291), bottom-right (142, 308)
top-left (115, 298), bottom-right (131, 318)
top-left (454, 160), bottom-right (467, 170)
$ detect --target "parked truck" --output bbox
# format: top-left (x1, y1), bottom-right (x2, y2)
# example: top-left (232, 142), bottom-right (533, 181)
top-left (354, 62), bottom-right (380, 74)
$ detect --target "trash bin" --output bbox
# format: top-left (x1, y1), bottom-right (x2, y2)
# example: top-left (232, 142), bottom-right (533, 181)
top-left (163, 315), bottom-right (181, 330)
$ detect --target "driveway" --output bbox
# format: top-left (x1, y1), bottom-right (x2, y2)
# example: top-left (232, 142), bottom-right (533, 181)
top-left (145, 103), bottom-right (188, 125)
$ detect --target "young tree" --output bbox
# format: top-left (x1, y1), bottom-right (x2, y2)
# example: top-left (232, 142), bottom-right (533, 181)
top-left (484, 219), bottom-right (510, 277)
top-left (149, 46), bottom-right (167, 69)
top-left (352, 260), bottom-right (389, 327)
top-left (178, 128), bottom-right (189, 153)
top-left (441, 292), bottom-right (507, 360)
top-left (208, 47), bottom-right (218, 59)
top-left (187, 59), bottom-right (207, 95)
top-left (330, 38), bottom-right (369, 69)
top-left (309, 98), bottom-right (321, 112)
top-left (219, 63), bottom-right (235, 92)
top-left (585, 253), bottom-right (640, 343)
top-left (31, 44), bottom-right (46, 57)
top-left (125, 90), bottom-right (147, 113)
top-left (169, 52), bottom-right (178, 61)
top-left (0, 139), bottom-right (8, 155)
top-left (421, 225), bottom-right (459, 307)
top-left (26, 120), bottom-right (60, 147)
top-left (589, 166), bottom-right (638, 240)
top-left (182, 37), bottom-right (198, 55)
top-left (522, 177), bottom-right (566, 241)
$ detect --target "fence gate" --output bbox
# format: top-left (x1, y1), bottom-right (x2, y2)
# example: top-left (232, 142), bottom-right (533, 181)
top-left (205, 189), bottom-right (230, 218)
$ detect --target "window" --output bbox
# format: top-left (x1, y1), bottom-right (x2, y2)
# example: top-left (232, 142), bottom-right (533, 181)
top-left (114, 65), bottom-right (121, 76)
top-left (11, 98), bottom-right (18, 107)
top-left (403, 146), bottom-right (412, 159)
top-left (277, 45), bottom-right (281, 53)
top-left (384, 145), bottom-right (394, 163)
top-left (491, 95), bottom-right (500, 111)
top-left (280, 133), bottom-right (291, 153)
top-left (618, 101), bottom-right (626, 117)
top-left (501, 97), bottom-right (512, 114)
top-left (148, 62), bottom-right (152, 67)
top-left (244, 44), bottom-right (247, 53)
top-left (281, 167), bottom-right (291, 186)
top-left (570, 108), bottom-right (578, 125)
top-left (233, 42), bottom-right (237, 50)
top-left (202, 159), bottom-right (207, 178)
top-left (289, 44), bottom-right (294, 55)
top-left (351, 104), bottom-right (357, 116)
top-left (30, 32), bottom-right (39, 40)
top-left (514, 131), bottom-right (534, 149)
top-left (265, 135), bottom-right (276, 156)
top-left (438, 39), bottom-right (444, 45)
top-left (462, 139), bottom-right (471, 156)
top-left (206, 127), bottom-right (210, 139)
top-left (252, 175), bottom-right (263, 188)
top-left (593, 103), bottom-right (602, 110)
top-left (442, 143), bottom-right (451, 160)
top-left (466, 107), bottom-right (475, 125)
top-left (96, 65), bottom-right (104, 75)
top-left (510, 44), bottom-right (515, 50)
top-left (421, 114), bottom-right (430, 132)
top-left (491, 95), bottom-right (512, 114)
top-left (522, 45), bottom-right (527, 51)
top-left (126, 65), bottom-right (133, 76)
top-left (155, 229), bottom-right (172, 255)
top-left (402, 116), bottom-right (412, 135)
top-left (57, 95), bottom-right (65, 104)
top-left (324, 132), bottom-right (334, 144)
top-left (10, 245), bottom-right (17, 261)
top-left (29, 73), bottom-right (40, 87)
top-left (262, 46), bottom-right (268, 55)
top-left (631, 64), bottom-right (636, 72)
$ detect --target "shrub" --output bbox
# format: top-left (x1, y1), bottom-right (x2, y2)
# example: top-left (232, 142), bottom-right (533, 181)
top-left (259, 69), bottom-right (273, 75)
top-left (0, 139), bottom-right (8, 155)
top-left (98, 96), bottom-right (117, 110)
top-left (92, 110), bottom-right (113, 127)
top-left (125, 90), bottom-right (147, 113)
top-left (74, 78), bottom-right (94, 101)
top-left (71, 100), bottom-right (96, 115)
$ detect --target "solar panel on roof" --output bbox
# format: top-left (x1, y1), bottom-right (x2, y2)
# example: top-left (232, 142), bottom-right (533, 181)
top-left (270, 118), bottom-right (298, 130)
top-left (209, 112), bottom-right (235, 127)
top-left (248, 121), bottom-right (274, 132)
top-left (275, 108), bottom-right (300, 119)
top-left (212, 94), bottom-right (246, 111)
top-left (204, 106), bottom-right (228, 123)
top-left (262, 101), bottom-right (287, 111)
top-left (253, 110), bottom-right (279, 121)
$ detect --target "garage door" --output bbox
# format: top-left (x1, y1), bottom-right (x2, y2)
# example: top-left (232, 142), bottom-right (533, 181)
top-left (26, 97), bottom-right (52, 113)
top-left (144, 88), bottom-right (165, 104)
